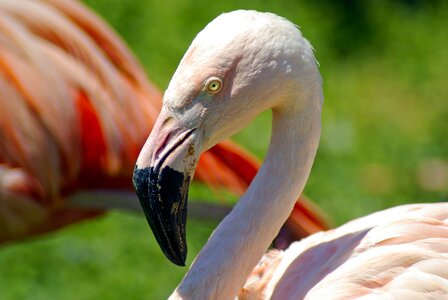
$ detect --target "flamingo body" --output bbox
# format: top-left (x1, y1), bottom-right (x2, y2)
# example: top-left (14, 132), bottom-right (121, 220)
top-left (241, 203), bottom-right (448, 299)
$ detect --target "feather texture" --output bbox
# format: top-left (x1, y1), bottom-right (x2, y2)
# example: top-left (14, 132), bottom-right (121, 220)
top-left (241, 203), bottom-right (448, 299)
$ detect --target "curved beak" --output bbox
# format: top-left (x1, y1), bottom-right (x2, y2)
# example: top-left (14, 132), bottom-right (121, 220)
top-left (133, 108), bottom-right (200, 266)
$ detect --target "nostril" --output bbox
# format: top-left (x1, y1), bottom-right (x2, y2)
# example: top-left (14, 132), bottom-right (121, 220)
top-left (154, 117), bottom-right (176, 159)
top-left (151, 127), bottom-right (197, 173)
top-left (155, 132), bottom-right (171, 159)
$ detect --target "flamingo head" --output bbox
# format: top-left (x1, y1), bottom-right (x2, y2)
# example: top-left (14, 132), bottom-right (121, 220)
top-left (133, 10), bottom-right (317, 266)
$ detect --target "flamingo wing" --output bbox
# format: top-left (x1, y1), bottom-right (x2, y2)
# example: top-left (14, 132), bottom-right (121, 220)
top-left (240, 203), bottom-right (448, 299)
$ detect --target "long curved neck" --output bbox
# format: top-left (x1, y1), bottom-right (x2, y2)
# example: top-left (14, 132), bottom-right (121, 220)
top-left (171, 85), bottom-right (322, 299)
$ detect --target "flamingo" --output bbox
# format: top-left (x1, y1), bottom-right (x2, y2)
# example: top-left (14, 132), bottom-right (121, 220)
top-left (133, 10), bottom-right (448, 299)
top-left (0, 0), bottom-right (327, 244)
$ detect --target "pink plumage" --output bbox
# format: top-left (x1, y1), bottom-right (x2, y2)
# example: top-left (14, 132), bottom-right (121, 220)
top-left (241, 203), bottom-right (448, 299)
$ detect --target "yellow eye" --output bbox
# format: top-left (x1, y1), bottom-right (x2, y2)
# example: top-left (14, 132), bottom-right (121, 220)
top-left (205, 77), bottom-right (223, 94)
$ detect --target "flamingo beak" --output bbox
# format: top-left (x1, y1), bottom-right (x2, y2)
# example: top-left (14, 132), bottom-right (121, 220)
top-left (133, 109), bottom-right (199, 266)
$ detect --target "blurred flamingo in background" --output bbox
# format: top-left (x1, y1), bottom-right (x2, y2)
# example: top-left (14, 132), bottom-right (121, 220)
top-left (0, 0), bottom-right (328, 244)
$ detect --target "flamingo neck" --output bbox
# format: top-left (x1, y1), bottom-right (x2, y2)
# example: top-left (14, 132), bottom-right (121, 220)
top-left (171, 85), bottom-right (322, 299)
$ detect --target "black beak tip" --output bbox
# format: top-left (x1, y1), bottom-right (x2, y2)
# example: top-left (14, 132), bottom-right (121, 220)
top-left (133, 165), bottom-right (189, 267)
top-left (167, 251), bottom-right (187, 267)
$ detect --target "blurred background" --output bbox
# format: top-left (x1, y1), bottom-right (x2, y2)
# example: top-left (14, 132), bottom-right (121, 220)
top-left (1, 0), bottom-right (447, 299)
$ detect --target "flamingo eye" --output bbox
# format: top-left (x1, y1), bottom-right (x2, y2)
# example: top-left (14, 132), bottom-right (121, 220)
top-left (205, 77), bottom-right (223, 94)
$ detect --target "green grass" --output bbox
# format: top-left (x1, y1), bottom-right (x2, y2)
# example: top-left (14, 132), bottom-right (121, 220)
top-left (1, 1), bottom-right (448, 299)
top-left (0, 213), bottom-right (217, 300)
